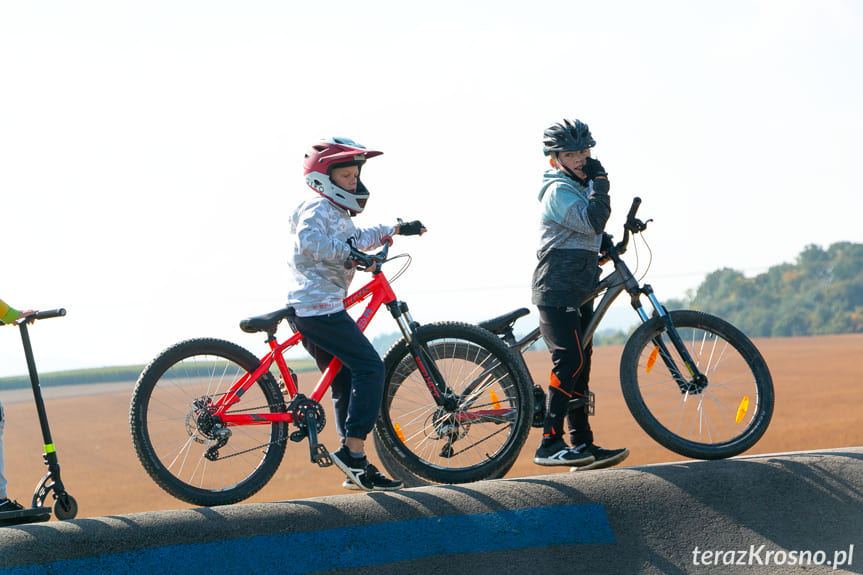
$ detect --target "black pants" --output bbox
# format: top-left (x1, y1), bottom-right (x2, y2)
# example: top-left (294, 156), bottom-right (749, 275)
top-left (538, 302), bottom-right (595, 446)
top-left (289, 311), bottom-right (385, 442)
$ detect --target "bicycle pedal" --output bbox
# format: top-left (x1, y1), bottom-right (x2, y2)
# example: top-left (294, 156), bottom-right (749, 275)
top-left (289, 429), bottom-right (307, 443)
top-left (568, 391), bottom-right (596, 416)
top-left (532, 384), bottom-right (547, 428)
top-left (310, 443), bottom-right (332, 467)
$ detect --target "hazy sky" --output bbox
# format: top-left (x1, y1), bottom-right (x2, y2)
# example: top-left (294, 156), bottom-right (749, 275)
top-left (2, 0), bottom-right (862, 376)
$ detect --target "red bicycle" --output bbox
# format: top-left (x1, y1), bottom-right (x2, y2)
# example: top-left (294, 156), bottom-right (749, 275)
top-left (129, 243), bottom-right (533, 506)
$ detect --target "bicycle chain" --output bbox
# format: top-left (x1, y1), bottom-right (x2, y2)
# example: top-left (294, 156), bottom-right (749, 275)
top-left (208, 435), bottom-right (289, 461)
top-left (442, 424), bottom-right (511, 459)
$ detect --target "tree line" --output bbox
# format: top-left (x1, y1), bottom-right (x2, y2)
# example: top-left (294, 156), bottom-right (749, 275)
top-left (648, 241), bottom-right (863, 339)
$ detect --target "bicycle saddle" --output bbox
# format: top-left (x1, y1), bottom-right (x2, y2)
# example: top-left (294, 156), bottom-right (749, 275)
top-left (478, 308), bottom-right (530, 335)
top-left (239, 307), bottom-right (296, 334)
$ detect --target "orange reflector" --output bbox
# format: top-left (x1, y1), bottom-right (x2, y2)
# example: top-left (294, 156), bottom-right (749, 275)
top-left (489, 389), bottom-right (501, 409)
top-left (735, 396), bottom-right (750, 424)
top-left (646, 346), bottom-right (659, 372)
top-left (394, 423), bottom-right (406, 443)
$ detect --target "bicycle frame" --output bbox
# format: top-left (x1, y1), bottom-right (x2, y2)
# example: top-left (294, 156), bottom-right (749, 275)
top-left (208, 270), bottom-right (401, 427)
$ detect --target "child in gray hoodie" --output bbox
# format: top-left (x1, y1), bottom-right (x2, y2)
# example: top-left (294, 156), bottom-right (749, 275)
top-left (531, 119), bottom-right (629, 471)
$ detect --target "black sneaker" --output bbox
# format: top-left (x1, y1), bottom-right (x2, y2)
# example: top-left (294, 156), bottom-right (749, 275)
top-left (342, 477), bottom-right (361, 490)
top-left (570, 444), bottom-right (629, 471)
top-left (533, 438), bottom-right (595, 467)
top-left (340, 465), bottom-right (404, 492)
top-left (0, 499), bottom-right (24, 513)
top-left (331, 446), bottom-right (371, 491)
top-left (353, 463), bottom-right (403, 491)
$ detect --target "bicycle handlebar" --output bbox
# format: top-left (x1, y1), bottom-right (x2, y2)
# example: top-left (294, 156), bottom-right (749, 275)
top-left (626, 196), bottom-right (642, 222)
top-left (604, 196), bottom-right (650, 259)
top-left (344, 240), bottom-right (391, 272)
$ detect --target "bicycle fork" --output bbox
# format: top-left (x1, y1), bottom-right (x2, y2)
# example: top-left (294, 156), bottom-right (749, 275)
top-left (387, 301), bottom-right (456, 410)
top-left (632, 285), bottom-right (708, 394)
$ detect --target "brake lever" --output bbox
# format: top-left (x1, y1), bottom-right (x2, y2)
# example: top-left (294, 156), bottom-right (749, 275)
top-left (625, 217), bottom-right (652, 234)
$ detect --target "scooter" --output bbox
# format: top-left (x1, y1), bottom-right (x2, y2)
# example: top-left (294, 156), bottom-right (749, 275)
top-left (0, 309), bottom-right (77, 526)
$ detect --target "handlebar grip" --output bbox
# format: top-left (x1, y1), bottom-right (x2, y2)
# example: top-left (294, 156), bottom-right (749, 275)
top-left (34, 308), bottom-right (66, 320)
top-left (627, 197), bottom-right (642, 220)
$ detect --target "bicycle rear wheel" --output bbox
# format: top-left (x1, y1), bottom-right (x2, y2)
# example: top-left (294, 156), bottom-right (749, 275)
top-left (129, 338), bottom-right (287, 506)
top-left (620, 310), bottom-right (774, 460)
top-left (375, 322), bottom-right (532, 484)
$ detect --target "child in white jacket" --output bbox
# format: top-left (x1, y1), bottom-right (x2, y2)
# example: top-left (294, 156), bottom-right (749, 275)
top-left (287, 137), bottom-right (424, 491)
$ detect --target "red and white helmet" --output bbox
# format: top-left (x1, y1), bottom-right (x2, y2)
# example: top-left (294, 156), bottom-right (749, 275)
top-left (303, 137), bottom-right (383, 214)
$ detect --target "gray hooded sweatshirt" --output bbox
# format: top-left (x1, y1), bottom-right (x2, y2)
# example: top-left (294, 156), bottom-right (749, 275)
top-left (531, 169), bottom-right (611, 308)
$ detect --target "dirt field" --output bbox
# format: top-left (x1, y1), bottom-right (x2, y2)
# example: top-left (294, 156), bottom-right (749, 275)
top-left (3, 333), bottom-right (861, 519)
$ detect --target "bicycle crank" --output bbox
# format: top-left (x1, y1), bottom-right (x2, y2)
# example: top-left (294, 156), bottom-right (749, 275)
top-left (287, 395), bottom-right (331, 467)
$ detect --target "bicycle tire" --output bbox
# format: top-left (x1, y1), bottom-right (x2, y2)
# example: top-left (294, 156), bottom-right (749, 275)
top-left (371, 428), bottom-right (432, 488)
top-left (129, 338), bottom-right (287, 506)
top-left (374, 322), bottom-right (533, 484)
top-left (620, 310), bottom-right (774, 460)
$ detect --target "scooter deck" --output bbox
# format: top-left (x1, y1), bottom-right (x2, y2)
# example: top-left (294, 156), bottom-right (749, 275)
top-left (0, 506), bottom-right (51, 526)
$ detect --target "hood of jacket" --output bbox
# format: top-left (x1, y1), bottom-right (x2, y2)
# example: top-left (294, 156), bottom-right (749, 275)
top-left (538, 169), bottom-right (589, 202)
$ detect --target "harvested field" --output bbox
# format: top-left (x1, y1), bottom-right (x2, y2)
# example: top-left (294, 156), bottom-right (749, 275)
top-left (3, 333), bottom-right (861, 518)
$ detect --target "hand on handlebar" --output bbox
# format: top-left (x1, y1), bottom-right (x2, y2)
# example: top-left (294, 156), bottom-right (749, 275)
top-left (347, 247), bottom-right (376, 271)
top-left (344, 237), bottom-right (385, 272)
top-left (5, 308), bottom-right (65, 326)
top-left (599, 233), bottom-right (614, 265)
top-left (11, 310), bottom-right (38, 325)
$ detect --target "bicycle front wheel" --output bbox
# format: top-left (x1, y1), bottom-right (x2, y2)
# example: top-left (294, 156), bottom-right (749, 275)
top-left (129, 338), bottom-right (287, 507)
top-left (375, 322), bottom-right (533, 484)
top-left (620, 310), bottom-right (774, 460)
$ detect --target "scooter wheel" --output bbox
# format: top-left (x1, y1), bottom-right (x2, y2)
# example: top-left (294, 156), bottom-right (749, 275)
top-left (53, 494), bottom-right (78, 520)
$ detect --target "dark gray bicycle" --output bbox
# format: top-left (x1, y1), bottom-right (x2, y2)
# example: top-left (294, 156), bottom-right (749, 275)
top-left (374, 197), bottom-right (774, 485)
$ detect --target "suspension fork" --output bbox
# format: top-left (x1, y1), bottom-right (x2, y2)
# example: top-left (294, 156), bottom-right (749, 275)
top-left (387, 300), bottom-right (456, 410)
top-left (634, 285), bottom-right (707, 391)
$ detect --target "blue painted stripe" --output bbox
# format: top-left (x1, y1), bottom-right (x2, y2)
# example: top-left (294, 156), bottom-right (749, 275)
top-left (1, 504), bottom-right (613, 575)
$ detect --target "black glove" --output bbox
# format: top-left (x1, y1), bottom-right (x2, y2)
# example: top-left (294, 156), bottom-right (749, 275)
top-left (347, 247), bottom-right (374, 268)
top-left (397, 220), bottom-right (425, 236)
top-left (582, 157), bottom-right (608, 180)
top-left (345, 237), bottom-right (375, 269)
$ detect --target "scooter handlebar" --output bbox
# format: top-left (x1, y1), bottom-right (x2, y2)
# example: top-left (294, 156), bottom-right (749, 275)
top-left (34, 309), bottom-right (66, 320)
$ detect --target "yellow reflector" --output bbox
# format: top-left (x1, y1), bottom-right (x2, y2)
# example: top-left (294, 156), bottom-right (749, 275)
top-left (489, 389), bottom-right (501, 409)
top-left (394, 422), bottom-right (406, 443)
top-left (646, 346), bottom-right (659, 372)
top-left (735, 396), bottom-right (750, 424)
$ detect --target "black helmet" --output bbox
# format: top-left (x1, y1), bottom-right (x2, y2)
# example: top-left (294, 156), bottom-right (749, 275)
top-left (542, 119), bottom-right (596, 156)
